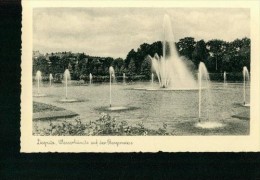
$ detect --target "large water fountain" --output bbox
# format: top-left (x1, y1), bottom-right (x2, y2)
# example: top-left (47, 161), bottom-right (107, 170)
top-left (149, 14), bottom-right (197, 90)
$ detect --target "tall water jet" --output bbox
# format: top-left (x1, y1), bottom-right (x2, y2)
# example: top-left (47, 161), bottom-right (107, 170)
top-left (109, 66), bottom-right (115, 107)
top-left (64, 69), bottom-right (71, 99)
top-left (35, 70), bottom-right (42, 95)
top-left (198, 62), bottom-right (210, 121)
top-left (89, 73), bottom-right (93, 85)
top-left (223, 71), bottom-right (227, 84)
top-left (151, 73), bottom-right (154, 85)
top-left (49, 73), bottom-right (53, 86)
top-left (58, 69), bottom-right (79, 103)
top-left (243, 66), bottom-right (250, 106)
top-left (123, 73), bottom-right (126, 84)
top-left (149, 14), bottom-right (197, 89)
top-left (98, 66), bottom-right (134, 111)
top-left (196, 62), bottom-right (225, 129)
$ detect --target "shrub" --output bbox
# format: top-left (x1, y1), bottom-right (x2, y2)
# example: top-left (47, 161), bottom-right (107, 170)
top-left (33, 113), bottom-right (174, 136)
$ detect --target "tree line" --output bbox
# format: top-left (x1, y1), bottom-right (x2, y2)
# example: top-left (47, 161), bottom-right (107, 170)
top-left (33, 37), bottom-right (250, 81)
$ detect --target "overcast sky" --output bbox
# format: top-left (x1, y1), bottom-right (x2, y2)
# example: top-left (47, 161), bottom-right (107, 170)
top-left (33, 8), bottom-right (250, 58)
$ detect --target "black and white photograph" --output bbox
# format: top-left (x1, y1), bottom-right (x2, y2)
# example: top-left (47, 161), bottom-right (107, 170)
top-left (21, 0), bottom-right (260, 152)
top-left (3, 1), bottom-right (260, 179)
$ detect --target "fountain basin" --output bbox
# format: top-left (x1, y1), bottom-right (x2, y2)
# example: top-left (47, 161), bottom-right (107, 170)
top-left (133, 87), bottom-right (207, 91)
top-left (107, 106), bottom-right (130, 111)
top-left (195, 121), bottom-right (225, 129)
top-left (97, 106), bottom-right (139, 112)
top-left (243, 103), bottom-right (250, 107)
top-left (146, 87), bottom-right (201, 91)
top-left (133, 87), bottom-right (148, 90)
top-left (58, 98), bottom-right (81, 103)
top-left (34, 93), bottom-right (46, 97)
top-left (234, 103), bottom-right (250, 107)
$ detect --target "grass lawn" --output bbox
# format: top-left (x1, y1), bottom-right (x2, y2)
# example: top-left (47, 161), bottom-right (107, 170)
top-left (33, 101), bottom-right (65, 113)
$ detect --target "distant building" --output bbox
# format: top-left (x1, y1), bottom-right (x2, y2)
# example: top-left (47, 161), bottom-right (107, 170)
top-left (45, 51), bottom-right (73, 60)
top-left (33, 50), bottom-right (43, 59)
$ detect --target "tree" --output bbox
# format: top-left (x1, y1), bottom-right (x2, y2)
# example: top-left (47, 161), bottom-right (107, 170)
top-left (92, 59), bottom-right (101, 75)
top-left (49, 55), bottom-right (63, 74)
top-left (239, 38), bottom-right (250, 71)
top-left (113, 58), bottom-right (124, 74)
top-left (78, 53), bottom-right (87, 61)
top-left (128, 58), bottom-right (136, 75)
top-left (60, 56), bottom-right (70, 71)
top-left (33, 56), bottom-right (49, 75)
top-left (101, 57), bottom-right (114, 75)
top-left (79, 62), bottom-right (87, 75)
top-left (68, 62), bottom-right (73, 73)
top-left (125, 49), bottom-right (136, 68)
top-left (124, 42), bottom-right (163, 75)
top-left (140, 56), bottom-right (152, 78)
top-left (73, 61), bottom-right (80, 80)
top-left (222, 53), bottom-right (232, 72)
top-left (120, 65), bottom-right (126, 74)
top-left (206, 39), bottom-right (227, 72)
top-left (223, 38), bottom-right (248, 72)
top-left (149, 41), bottom-right (163, 57)
top-left (192, 40), bottom-right (208, 68)
top-left (177, 37), bottom-right (196, 60)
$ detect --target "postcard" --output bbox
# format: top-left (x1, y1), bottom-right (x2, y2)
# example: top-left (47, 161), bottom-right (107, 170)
top-left (21, 0), bottom-right (260, 152)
